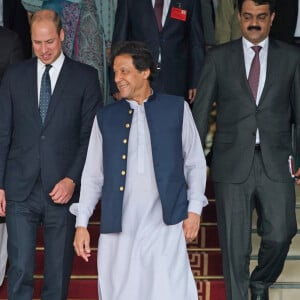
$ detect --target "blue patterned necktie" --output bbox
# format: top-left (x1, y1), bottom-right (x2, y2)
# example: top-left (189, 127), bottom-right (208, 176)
top-left (248, 46), bottom-right (262, 100)
top-left (39, 64), bottom-right (52, 124)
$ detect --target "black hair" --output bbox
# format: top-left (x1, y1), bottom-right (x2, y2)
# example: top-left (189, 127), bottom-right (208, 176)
top-left (237, 0), bottom-right (276, 14)
top-left (111, 41), bottom-right (157, 81)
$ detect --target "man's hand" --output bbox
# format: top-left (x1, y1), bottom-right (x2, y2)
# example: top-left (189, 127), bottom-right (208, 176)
top-left (73, 227), bottom-right (91, 262)
top-left (188, 88), bottom-right (197, 104)
top-left (183, 212), bottom-right (200, 243)
top-left (0, 189), bottom-right (6, 217)
top-left (49, 177), bottom-right (75, 204)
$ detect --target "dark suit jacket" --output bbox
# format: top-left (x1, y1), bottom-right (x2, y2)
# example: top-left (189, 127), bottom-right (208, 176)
top-left (0, 26), bottom-right (24, 82)
top-left (270, 0), bottom-right (298, 43)
top-left (0, 56), bottom-right (102, 202)
top-left (192, 38), bottom-right (300, 183)
top-left (112, 0), bottom-right (205, 97)
top-left (3, 0), bottom-right (32, 58)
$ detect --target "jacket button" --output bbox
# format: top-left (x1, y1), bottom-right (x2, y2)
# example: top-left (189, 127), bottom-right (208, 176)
top-left (41, 135), bottom-right (45, 140)
top-left (122, 154), bottom-right (127, 160)
top-left (128, 109), bottom-right (133, 114)
top-left (119, 186), bottom-right (124, 192)
top-left (123, 139), bottom-right (128, 144)
top-left (121, 170), bottom-right (126, 176)
top-left (125, 123), bottom-right (130, 128)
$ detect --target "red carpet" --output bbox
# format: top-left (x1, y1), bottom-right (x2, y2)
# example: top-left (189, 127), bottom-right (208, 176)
top-left (0, 179), bottom-right (226, 299)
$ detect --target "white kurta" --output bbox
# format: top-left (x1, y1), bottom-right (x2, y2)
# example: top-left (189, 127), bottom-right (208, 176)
top-left (74, 100), bottom-right (208, 300)
top-left (0, 223), bottom-right (7, 286)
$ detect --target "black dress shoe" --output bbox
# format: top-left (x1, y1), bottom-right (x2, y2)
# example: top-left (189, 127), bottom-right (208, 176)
top-left (251, 289), bottom-right (269, 300)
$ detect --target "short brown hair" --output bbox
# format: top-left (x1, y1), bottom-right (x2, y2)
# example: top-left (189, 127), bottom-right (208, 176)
top-left (30, 9), bottom-right (62, 35)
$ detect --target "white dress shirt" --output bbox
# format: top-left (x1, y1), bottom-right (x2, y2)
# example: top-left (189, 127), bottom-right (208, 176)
top-left (294, 0), bottom-right (300, 37)
top-left (152, 0), bottom-right (171, 26)
top-left (0, 0), bottom-right (3, 26)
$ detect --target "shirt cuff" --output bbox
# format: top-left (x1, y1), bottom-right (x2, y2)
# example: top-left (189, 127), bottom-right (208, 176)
top-left (69, 203), bottom-right (90, 228)
top-left (188, 196), bottom-right (208, 216)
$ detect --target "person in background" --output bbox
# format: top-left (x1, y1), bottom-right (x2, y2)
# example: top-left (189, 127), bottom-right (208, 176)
top-left (22, 0), bottom-right (115, 105)
top-left (193, 1), bottom-right (299, 299)
top-left (215, 0), bottom-right (299, 44)
top-left (111, 0), bottom-right (205, 103)
top-left (72, 41), bottom-right (208, 300)
top-left (0, 0), bottom-right (31, 58)
top-left (0, 26), bottom-right (24, 81)
top-left (0, 25), bottom-right (24, 287)
top-left (0, 9), bottom-right (102, 299)
top-left (201, 0), bottom-right (216, 51)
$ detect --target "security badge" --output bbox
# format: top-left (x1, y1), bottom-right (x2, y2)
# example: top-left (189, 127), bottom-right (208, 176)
top-left (170, 4), bottom-right (187, 21)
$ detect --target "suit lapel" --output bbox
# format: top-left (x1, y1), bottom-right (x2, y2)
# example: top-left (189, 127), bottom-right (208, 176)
top-left (26, 59), bottom-right (42, 125)
top-left (163, 0), bottom-right (186, 30)
top-left (2, 0), bottom-right (9, 26)
top-left (231, 39), bottom-right (256, 104)
top-left (145, 0), bottom-right (164, 32)
top-left (258, 39), bottom-right (277, 106)
top-left (162, 0), bottom-right (173, 30)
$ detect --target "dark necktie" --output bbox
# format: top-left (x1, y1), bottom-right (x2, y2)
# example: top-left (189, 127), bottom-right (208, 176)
top-left (39, 64), bottom-right (52, 124)
top-left (154, 0), bottom-right (164, 32)
top-left (248, 46), bottom-right (262, 100)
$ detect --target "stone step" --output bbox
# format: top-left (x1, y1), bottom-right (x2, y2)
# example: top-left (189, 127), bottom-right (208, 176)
top-left (252, 205), bottom-right (300, 229)
top-left (250, 259), bottom-right (300, 283)
top-left (252, 230), bottom-right (300, 256)
top-left (34, 248), bottom-right (225, 277)
top-left (0, 278), bottom-right (227, 300)
top-left (269, 283), bottom-right (300, 300)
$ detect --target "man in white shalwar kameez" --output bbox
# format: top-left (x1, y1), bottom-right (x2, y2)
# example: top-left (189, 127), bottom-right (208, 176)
top-left (72, 41), bottom-right (208, 300)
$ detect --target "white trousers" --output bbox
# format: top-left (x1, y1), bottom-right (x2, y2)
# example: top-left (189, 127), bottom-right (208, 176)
top-left (0, 223), bottom-right (7, 286)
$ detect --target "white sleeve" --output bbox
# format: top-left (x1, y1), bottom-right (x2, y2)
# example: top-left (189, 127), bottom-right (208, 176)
top-left (74, 117), bottom-right (104, 228)
top-left (182, 101), bottom-right (208, 215)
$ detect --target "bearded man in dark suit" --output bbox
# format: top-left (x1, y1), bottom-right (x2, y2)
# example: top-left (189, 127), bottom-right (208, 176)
top-left (193, 1), bottom-right (299, 299)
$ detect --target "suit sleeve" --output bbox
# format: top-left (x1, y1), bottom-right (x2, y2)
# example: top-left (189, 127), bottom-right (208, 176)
top-left (200, 0), bottom-right (216, 46)
top-left (292, 57), bottom-right (300, 156)
top-left (9, 33), bottom-right (25, 64)
top-left (192, 51), bottom-right (217, 147)
top-left (0, 70), bottom-right (13, 189)
top-left (188, 0), bottom-right (205, 89)
top-left (65, 68), bottom-right (103, 185)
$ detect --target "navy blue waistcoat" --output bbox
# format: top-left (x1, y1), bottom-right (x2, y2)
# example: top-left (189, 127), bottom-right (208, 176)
top-left (97, 93), bottom-right (188, 233)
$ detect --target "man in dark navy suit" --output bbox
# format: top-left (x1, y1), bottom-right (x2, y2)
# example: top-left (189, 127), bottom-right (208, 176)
top-left (0, 9), bottom-right (102, 300)
top-left (0, 24), bottom-right (24, 287)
